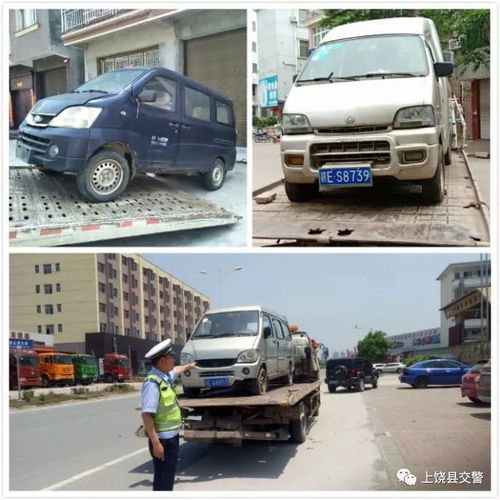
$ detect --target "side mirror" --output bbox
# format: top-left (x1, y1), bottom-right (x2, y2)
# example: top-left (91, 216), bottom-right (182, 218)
top-left (264, 326), bottom-right (272, 339)
top-left (434, 62), bottom-right (453, 78)
top-left (137, 89), bottom-right (157, 103)
top-left (292, 74), bottom-right (298, 83)
top-left (186, 332), bottom-right (191, 341)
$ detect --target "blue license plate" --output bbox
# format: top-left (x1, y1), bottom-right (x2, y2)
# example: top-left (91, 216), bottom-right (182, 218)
top-left (204, 377), bottom-right (230, 388)
top-left (319, 166), bottom-right (372, 187)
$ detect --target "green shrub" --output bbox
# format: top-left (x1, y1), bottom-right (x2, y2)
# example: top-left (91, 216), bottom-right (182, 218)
top-left (403, 354), bottom-right (439, 367)
top-left (21, 390), bottom-right (35, 402)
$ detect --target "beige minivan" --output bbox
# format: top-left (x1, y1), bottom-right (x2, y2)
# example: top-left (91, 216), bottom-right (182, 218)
top-left (180, 306), bottom-right (294, 396)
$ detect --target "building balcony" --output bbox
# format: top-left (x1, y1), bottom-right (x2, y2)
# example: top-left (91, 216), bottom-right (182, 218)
top-left (62, 9), bottom-right (124, 33)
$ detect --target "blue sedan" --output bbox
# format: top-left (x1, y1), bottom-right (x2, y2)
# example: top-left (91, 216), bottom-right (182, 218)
top-left (399, 359), bottom-right (470, 388)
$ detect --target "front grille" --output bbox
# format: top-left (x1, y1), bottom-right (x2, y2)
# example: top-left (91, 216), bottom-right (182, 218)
top-left (199, 371), bottom-right (234, 378)
top-left (316, 125), bottom-right (389, 134)
top-left (19, 132), bottom-right (50, 155)
top-left (196, 358), bottom-right (236, 368)
top-left (310, 140), bottom-right (391, 169)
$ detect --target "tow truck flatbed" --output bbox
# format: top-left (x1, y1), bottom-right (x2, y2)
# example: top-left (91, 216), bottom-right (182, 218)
top-left (9, 167), bottom-right (240, 246)
top-left (253, 151), bottom-right (489, 247)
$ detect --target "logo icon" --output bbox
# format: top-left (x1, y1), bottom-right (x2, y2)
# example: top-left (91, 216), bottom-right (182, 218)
top-left (345, 115), bottom-right (355, 125)
top-left (397, 468), bottom-right (417, 486)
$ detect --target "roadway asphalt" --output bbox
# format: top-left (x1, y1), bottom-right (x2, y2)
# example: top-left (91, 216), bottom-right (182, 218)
top-left (9, 374), bottom-right (490, 492)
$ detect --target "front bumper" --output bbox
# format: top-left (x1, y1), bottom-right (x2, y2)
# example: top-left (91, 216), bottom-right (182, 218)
top-left (281, 128), bottom-right (440, 184)
top-left (181, 361), bottom-right (261, 389)
top-left (17, 123), bottom-right (90, 172)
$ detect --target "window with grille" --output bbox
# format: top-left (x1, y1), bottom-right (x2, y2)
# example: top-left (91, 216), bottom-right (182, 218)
top-left (99, 47), bottom-right (159, 74)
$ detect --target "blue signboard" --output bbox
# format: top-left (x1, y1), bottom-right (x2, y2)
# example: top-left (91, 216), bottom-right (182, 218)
top-left (9, 339), bottom-right (33, 350)
top-left (259, 75), bottom-right (279, 108)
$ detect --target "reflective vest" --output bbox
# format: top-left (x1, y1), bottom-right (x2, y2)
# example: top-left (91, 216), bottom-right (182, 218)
top-left (146, 373), bottom-right (182, 433)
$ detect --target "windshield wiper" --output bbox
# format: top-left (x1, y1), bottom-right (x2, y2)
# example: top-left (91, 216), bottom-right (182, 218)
top-left (297, 72), bottom-right (358, 83)
top-left (75, 89), bottom-right (109, 94)
top-left (350, 72), bottom-right (418, 79)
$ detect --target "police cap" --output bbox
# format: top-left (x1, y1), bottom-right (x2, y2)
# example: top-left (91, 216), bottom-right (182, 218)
top-left (145, 338), bottom-right (174, 361)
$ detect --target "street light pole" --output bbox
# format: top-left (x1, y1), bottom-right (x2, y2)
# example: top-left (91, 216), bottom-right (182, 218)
top-left (200, 266), bottom-right (242, 308)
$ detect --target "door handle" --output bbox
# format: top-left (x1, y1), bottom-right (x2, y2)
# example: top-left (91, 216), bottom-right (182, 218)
top-left (181, 124), bottom-right (191, 130)
top-left (169, 122), bottom-right (179, 129)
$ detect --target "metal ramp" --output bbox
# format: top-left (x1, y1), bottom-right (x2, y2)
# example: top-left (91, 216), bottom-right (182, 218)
top-left (9, 167), bottom-right (240, 246)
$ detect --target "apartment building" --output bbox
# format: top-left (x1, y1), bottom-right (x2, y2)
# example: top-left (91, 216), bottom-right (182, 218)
top-left (437, 259), bottom-right (491, 346)
top-left (10, 254), bottom-right (210, 359)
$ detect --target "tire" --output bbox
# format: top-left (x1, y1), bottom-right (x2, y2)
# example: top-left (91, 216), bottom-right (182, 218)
top-left (42, 375), bottom-right (50, 388)
top-left (444, 145), bottom-right (452, 165)
top-left (289, 403), bottom-right (307, 443)
top-left (183, 387), bottom-right (201, 398)
top-left (358, 378), bottom-right (365, 392)
top-left (76, 150), bottom-right (130, 203)
top-left (249, 367), bottom-right (268, 395)
top-left (421, 145), bottom-right (445, 204)
top-left (104, 374), bottom-right (114, 384)
top-left (284, 180), bottom-right (318, 202)
top-left (371, 378), bottom-right (378, 389)
top-left (414, 376), bottom-right (429, 389)
top-left (396, 368), bottom-right (402, 374)
top-left (202, 158), bottom-right (226, 191)
top-left (468, 397), bottom-right (482, 404)
top-left (328, 385), bottom-right (336, 393)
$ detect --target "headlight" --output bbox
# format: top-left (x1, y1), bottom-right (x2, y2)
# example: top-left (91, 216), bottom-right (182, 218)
top-left (393, 105), bottom-right (435, 129)
top-left (181, 352), bottom-right (195, 364)
top-left (49, 106), bottom-right (102, 129)
top-left (283, 114), bottom-right (313, 134)
top-left (236, 349), bottom-right (259, 363)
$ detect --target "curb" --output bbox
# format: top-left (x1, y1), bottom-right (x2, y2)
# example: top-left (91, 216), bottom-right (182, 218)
top-left (460, 149), bottom-right (490, 234)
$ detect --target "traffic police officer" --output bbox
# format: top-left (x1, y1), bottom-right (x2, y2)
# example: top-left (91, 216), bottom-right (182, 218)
top-left (142, 338), bottom-right (196, 491)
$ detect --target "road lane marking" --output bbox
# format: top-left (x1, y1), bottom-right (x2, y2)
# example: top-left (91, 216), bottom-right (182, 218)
top-left (43, 447), bottom-right (149, 491)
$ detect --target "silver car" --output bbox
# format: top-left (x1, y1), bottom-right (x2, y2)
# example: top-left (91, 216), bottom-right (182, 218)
top-left (180, 306), bottom-right (294, 396)
top-left (281, 17), bottom-right (453, 204)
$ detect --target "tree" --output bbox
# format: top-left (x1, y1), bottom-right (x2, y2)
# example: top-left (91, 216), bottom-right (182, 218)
top-left (319, 9), bottom-right (490, 69)
top-left (356, 330), bottom-right (393, 362)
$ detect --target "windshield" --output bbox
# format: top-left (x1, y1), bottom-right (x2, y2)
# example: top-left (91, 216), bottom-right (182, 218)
top-left (112, 359), bottom-right (130, 367)
top-left (299, 35), bottom-right (428, 82)
top-left (18, 355), bottom-right (40, 367)
top-left (469, 362), bottom-right (487, 373)
top-left (74, 69), bottom-right (145, 94)
top-left (79, 356), bottom-right (98, 366)
top-left (55, 355), bottom-right (73, 365)
top-left (192, 311), bottom-right (260, 338)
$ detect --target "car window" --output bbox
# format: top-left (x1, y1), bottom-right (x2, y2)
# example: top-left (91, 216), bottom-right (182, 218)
top-left (272, 318), bottom-right (285, 339)
top-left (216, 100), bottom-right (233, 125)
top-left (424, 361), bottom-right (442, 368)
top-left (262, 315), bottom-right (274, 338)
top-left (185, 86), bottom-right (211, 121)
top-left (440, 360), bottom-right (461, 368)
top-left (142, 76), bottom-right (176, 112)
top-left (280, 321), bottom-right (291, 340)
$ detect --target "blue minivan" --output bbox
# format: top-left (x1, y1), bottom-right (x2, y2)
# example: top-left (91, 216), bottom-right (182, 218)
top-left (16, 67), bottom-right (237, 202)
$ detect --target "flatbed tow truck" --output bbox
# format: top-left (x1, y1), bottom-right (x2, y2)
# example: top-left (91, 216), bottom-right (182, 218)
top-left (179, 380), bottom-right (321, 446)
top-left (253, 151), bottom-right (489, 247)
top-left (9, 167), bottom-right (240, 246)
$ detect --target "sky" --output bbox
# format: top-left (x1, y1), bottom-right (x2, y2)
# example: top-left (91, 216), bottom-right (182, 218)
top-left (144, 252), bottom-right (485, 354)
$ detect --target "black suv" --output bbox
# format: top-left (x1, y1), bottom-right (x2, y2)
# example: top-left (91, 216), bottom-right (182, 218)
top-left (325, 357), bottom-right (378, 392)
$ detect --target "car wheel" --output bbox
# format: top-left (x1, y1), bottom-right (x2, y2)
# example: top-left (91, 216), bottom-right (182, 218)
top-left (421, 145), bottom-right (445, 204)
top-left (42, 375), bottom-right (50, 388)
top-left (104, 374), bottom-right (114, 384)
top-left (284, 180), bottom-right (319, 202)
top-left (202, 158), bottom-right (226, 191)
top-left (328, 385), bottom-right (336, 393)
top-left (358, 378), bottom-right (365, 392)
top-left (289, 402), bottom-right (307, 443)
top-left (249, 367), bottom-right (268, 395)
top-left (414, 376), bottom-right (429, 388)
top-left (77, 149), bottom-right (130, 203)
top-left (444, 145), bottom-right (452, 165)
top-left (371, 378), bottom-right (378, 389)
top-left (183, 387), bottom-right (201, 398)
